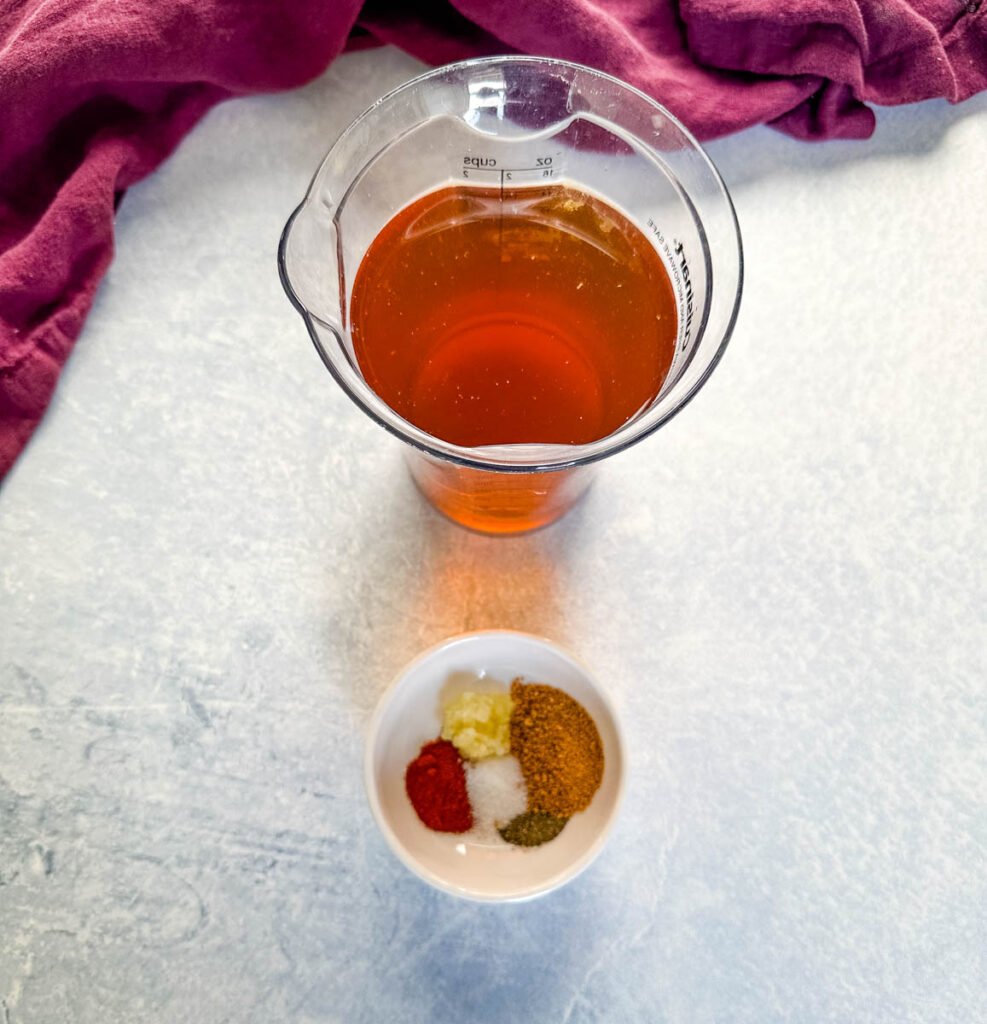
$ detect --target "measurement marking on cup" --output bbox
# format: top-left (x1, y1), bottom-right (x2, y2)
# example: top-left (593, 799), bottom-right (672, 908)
top-left (647, 216), bottom-right (694, 358)
top-left (462, 155), bottom-right (556, 183)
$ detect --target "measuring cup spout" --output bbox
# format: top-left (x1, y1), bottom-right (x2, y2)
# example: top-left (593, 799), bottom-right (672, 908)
top-left (278, 200), bottom-right (343, 334)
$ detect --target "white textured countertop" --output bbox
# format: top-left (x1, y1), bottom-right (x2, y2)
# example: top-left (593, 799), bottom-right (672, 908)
top-left (1, 47), bottom-right (985, 1024)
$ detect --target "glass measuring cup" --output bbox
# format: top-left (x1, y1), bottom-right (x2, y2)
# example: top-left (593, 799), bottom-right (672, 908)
top-left (279, 57), bottom-right (743, 534)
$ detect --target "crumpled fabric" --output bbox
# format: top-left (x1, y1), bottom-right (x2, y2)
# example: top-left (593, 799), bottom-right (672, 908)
top-left (1, 0), bottom-right (984, 478)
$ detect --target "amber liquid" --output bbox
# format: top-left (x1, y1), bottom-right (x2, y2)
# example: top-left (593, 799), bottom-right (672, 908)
top-left (350, 184), bottom-right (678, 449)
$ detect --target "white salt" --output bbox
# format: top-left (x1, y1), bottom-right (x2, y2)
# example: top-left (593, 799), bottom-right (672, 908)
top-left (465, 755), bottom-right (527, 845)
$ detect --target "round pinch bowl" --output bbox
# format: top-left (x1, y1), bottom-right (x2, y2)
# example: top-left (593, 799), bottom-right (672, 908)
top-left (364, 630), bottom-right (626, 902)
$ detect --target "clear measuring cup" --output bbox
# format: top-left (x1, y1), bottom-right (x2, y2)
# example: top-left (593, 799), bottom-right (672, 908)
top-left (279, 56), bottom-right (743, 534)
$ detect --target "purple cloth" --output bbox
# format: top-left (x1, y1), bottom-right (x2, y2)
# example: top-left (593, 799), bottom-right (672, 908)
top-left (1, 0), bottom-right (984, 479)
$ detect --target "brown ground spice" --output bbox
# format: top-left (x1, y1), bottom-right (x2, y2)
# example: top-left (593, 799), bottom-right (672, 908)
top-left (509, 679), bottom-right (604, 816)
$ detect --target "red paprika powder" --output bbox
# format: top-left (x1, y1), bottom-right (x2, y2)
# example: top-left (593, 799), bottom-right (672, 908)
top-left (404, 738), bottom-right (473, 833)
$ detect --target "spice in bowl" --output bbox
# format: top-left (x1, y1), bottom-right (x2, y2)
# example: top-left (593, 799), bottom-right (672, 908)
top-left (403, 677), bottom-right (604, 848)
top-left (404, 738), bottom-right (473, 833)
top-left (442, 690), bottom-right (513, 759)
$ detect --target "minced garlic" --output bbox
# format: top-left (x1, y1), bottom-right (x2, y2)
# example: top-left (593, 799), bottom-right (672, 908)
top-left (441, 690), bottom-right (513, 760)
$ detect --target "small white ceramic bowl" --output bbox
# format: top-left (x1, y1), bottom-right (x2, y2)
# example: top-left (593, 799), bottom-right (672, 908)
top-left (364, 630), bottom-right (625, 902)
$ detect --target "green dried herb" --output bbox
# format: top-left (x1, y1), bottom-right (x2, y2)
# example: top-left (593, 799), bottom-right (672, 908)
top-left (498, 811), bottom-right (568, 847)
